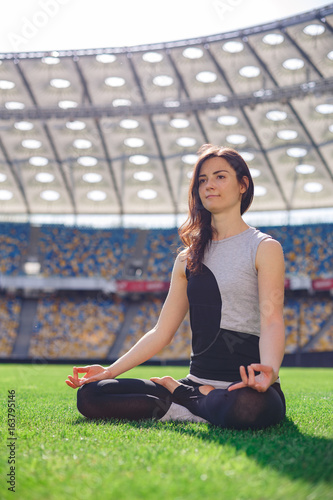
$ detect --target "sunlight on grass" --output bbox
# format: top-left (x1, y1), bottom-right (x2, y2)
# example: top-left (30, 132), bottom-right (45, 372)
top-left (1, 365), bottom-right (332, 500)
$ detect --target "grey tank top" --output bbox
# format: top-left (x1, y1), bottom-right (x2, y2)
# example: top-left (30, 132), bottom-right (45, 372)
top-left (202, 226), bottom-right (271, 336)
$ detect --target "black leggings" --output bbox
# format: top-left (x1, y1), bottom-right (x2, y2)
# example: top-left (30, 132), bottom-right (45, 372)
top-left (77, 377), bottom-right (286, 430)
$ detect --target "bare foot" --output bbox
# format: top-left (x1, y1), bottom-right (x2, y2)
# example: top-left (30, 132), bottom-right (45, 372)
top-left (150, 376), bottom-right (215, 395)
top-left (150, 376), bottom-right (180, 393)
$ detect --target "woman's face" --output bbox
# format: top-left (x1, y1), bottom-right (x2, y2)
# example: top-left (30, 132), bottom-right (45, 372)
top-left (197, 156), bottom-right (247, 214)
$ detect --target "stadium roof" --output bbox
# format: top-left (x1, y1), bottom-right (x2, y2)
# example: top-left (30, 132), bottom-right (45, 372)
top-left (0, 4), bottom-right (333, 220)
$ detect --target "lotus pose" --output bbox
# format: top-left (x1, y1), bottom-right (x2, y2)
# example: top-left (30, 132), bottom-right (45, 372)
top-left (66, 144), bottom-right (286, 429)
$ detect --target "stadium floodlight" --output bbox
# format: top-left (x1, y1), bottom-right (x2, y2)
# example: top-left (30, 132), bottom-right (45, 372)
top-left (222, 41), bottom-right (244, 53)
top-left (73, 139), bottom-right (92, 150)
top-left (303, 24), bottom-right (325, 36)
top-left (137, 188), bottom-right (157, 200)
top-left (120, 119), bottom-right (139, 129)
top-left (254, 185), bottom-right (267, 196)
top-left (142, 52), bottom-right (163, 63)
top-left (113, 99), bottom-right (131, 107)
top-left (196, 71), bottom-right (217, 83)
top-left (282, 58), bottom-right (305, 70)
top-left (105, 77), bottom-right (126, 87)
top-left (182, 154), bottom-right (198, 165)
top-left (0, 189), bottom-right (13, 200)
top-left (262, 33), bottom-right (284, 45)
top-left (0, 173), bottom-right (7, 182)
top-left (208, 94), bottom-right (228, 103)
top-left (82, 173), bottom-right (102, 183)
top-left (50, 78), bottom-right (71, 89)
top-left (41, 56), bottom-right (60, 65)
top-left (129, 155), bottom-right (149, 165)
top-left (153, 75), bottom-right (174, 87)
top-left (14, 121), bottom-right (34, 131)
top-left (239, 151), bottom-right (255, 162)
top-left (77, 156), bottom-right (98, 167)
top-left (217, 115), bottom-right (238, 126)
top-left (96, 54), bottom-right (116, 64)
top-left (266, 110), bottom-right (287, 121)
top-left (239, 66), bottom-right (260, 78)
top-left (170, 118), bottom-right (190, 129)
top-left (22, 139), bottom-right (42, 149)
top-left (66, 121), bottom-right (86, 130)
top-left (226, 134), bottom-right (247, 145)
top-left (315, 103), bottom-right (333, 114)
top-left (0, 80), bottom-right (15, 90)
top-left (182, 47), bottom-right (203, 59)
top-left (5, 101), bottom-right (25, 110)
top-left (124, 138), bottom-right (144, 148)
top-left (29, 156), bottom-right (49, 167)
top-left (133, 171), bottom-right (154, 182)
top-left (58, 100), bottom-right (78, 109)
top-left (176, 137), bottom-right (197, 147)
top-left (40, 190), bottom-right (60, 201)
top-left (287, 147), bottom-right (307, 158)
top-left (277, 130), bottom-right (298, 140)
top-left (87, 190), bottom-right (107, 201)
top-left (249, 168), bottom-right (261, 178)
top-left (35, 173), bottom-right (55, 183)
top-left (303, 182), bottom-right (323, 193)
top-left (295, 164), bottom-right (316, 174)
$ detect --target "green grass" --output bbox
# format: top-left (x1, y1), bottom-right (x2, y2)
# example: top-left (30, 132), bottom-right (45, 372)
top-left (1, 365), bottom-right (332, 500)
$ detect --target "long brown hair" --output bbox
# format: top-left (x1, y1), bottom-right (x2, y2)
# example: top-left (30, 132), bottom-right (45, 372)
top-left (178, 144), bottom-right (254, 274)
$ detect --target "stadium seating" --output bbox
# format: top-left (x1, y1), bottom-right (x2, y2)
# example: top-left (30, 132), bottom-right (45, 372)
top-left (28, 296), bottom-right (125, 359)
top-left (118, 297), bottom-right (192, 360)
top-left (39, 225), bottom-right (138, 278)
top-left (143, 228), bottom-right (179, 280)
top-left (0, 222), bottom-right (332, 359)
top-left (0, 223), bottom-right (30, 275)
top-left (284, 296), bottom-right (333, 352)
top-left (0, 296), bottom-right (21, 356)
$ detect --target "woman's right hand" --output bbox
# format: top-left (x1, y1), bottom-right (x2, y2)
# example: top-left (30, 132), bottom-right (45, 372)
top-left (65, 364), bottom-right (112, 389)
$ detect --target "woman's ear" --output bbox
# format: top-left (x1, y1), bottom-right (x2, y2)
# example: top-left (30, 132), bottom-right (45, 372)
top-left (240, 176), bottom-right (249, 194)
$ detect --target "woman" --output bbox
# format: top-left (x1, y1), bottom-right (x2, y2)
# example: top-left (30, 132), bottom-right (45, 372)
top-left (66, 144), bottom-right (286, 429)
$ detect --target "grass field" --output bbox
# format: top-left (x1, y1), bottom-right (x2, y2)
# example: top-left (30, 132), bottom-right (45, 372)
top-left (1, 364), bottom-right (332, 500)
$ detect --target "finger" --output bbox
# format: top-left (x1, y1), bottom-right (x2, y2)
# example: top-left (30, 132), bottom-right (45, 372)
top-left (247, 365), bottom-right (255, 386)
top-left (75, 367), bottom-right (90, 374)
top-left (239, 365), bottom-right (248, 385)
top-left (67, 375), bottom-right (83, 387)
top-left (65, 380), bottom-right (78, 389)
top-left (228, 382), bottom-right (246, 392)
top-left (150, 377), bottom-right (161, 382)
top-left (250, 363), bottom-right (271, 373)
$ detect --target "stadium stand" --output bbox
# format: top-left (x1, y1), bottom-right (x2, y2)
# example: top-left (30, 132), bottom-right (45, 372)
top-left (0, 296), bottom-right (21, 356)
top-left (0, 222), bottom-right (332, 359)
top-left (28, 295), bottom-right (125, 359)
top-left (0, 223), bottom-right (30, 275)
top-left (39, 225), bottom-right (138, 278)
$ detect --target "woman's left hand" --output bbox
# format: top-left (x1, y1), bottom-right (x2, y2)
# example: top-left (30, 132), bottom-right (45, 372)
top-left (228, 364), bottom-right (277, 393)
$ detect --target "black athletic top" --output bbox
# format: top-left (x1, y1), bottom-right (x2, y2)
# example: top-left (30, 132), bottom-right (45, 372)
top-left (186, 227), bottom-right (271, 381)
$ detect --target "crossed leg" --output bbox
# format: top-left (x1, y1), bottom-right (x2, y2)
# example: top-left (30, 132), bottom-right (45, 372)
top-left (151, 375), bottom-right (286, 430)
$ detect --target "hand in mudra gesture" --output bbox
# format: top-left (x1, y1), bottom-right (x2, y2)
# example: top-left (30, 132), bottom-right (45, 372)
top-left (228, 364), bottom-right (277, 393)
top-left (65, 364), bottom-right (112, 389)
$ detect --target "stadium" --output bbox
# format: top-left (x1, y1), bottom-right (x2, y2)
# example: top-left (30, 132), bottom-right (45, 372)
top-left (0, 1), bottom-right (332, 500)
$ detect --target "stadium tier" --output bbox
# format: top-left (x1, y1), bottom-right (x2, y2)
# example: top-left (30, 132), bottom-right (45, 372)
top-left (0, 222), bottom-right (332, 359)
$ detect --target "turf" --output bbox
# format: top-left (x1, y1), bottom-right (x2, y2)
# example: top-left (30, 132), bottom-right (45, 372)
top-left (1, 365), bottom-right (332, 500)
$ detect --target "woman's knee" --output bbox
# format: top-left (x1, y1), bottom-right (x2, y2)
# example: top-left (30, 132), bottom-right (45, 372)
top-left (223, 386), bottom-right (285, 429)
top-left (76, 382), bottom-right (100, 417)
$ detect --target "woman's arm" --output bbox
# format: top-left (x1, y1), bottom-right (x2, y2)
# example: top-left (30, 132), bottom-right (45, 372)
top-left (229, 238), bottom-right (285, 393)
top-left (66, 252), bottom-right (189, 388)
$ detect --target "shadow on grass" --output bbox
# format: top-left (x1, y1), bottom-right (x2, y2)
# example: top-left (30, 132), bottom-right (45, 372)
top-left (72, 414), bottom-right (333, 486)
